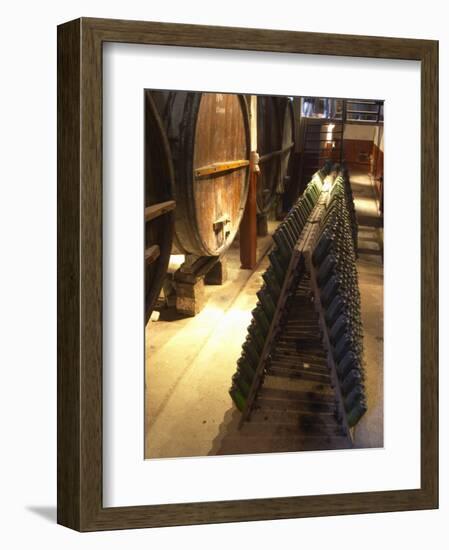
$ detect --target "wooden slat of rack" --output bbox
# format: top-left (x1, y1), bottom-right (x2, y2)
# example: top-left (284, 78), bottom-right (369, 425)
top-left (239, 247), bottom-right (303, 427)
top-left (302, 223), bottom-right (353, 444)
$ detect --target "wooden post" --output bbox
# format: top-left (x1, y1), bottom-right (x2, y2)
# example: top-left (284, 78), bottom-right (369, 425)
top-left (173, 255), bottom-right (218, 315)
top-left (204, 257), bottom-right (228, 285)
top-left (240, 157), bottom-right (258, 269)
top-left (175, 278), bottom-right (205, 317)
top-left (240, 95), bottom-right (258, 270)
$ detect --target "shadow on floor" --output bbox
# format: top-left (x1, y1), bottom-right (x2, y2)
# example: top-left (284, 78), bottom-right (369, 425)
top-left (26, 505), bottom-right (57, 523)
top-left (209, 404), bottom-right (352, 456)
top-left (357, 215), bottom-right (383, 228)
top-left (358, 225), bottom-right (383, 260)
top-left (157, 307), bottom-right (190, 322)
top-left (208, 407), bottom-right (241, 455)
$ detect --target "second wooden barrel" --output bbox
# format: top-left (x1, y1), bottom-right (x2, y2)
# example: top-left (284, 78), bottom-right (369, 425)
top-left (151, 91), bottom-right (251, 257)
top-left (279, 98), bottom-right (295, 189)
top-left (144, 92), bottom-right (176, 324)
top-left (257, 96), bottom-right (295, 214)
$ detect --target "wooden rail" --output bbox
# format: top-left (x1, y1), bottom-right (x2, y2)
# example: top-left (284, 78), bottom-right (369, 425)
top-left (144, 200), bottom-right (176, 222)
top-left (258, 142), bottom-right (294, 164)
top-left (194, 159), bottom-right (249, 178)
top-left (306, 254), bottom-right (353, 443)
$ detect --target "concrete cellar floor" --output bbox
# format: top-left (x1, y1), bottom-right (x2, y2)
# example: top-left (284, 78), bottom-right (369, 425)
top-left (145, 173), bottom-right (384, 458)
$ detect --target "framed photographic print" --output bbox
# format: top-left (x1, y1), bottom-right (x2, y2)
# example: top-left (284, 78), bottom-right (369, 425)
top-left (57, 17), bottom-right (438, 531)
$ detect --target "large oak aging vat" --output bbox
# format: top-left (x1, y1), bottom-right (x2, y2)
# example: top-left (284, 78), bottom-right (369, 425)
top-left (257, 96), bottom-right (295, 213)
top-left (279, 98), bottom-right (299, 210)
top-left (144, 92), bottom-right (176, 324)
top-left (151, 91), bottom-right (251, 257)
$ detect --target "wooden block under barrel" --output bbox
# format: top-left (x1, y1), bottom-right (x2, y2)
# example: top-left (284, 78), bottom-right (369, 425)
top-left (172, 255), bottom-right (227, 316)
top-left (204, 257), bottom-right (228, 285)
top-left (175, 278), bottom-right (205, 317)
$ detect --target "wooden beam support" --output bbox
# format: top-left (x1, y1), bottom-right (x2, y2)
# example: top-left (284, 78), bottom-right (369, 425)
top-left (144, 200), bottom-right (176, 222)
top-left (259, 142), bottom-right (294, 164)
top-left (204, 257), bottom-right (228, 285)
top-left (194, 159), bottom-right (249, 178)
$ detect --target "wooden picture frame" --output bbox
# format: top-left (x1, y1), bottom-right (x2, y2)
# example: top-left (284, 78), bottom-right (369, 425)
top-left (57, 17), bottom-right (438, 531)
